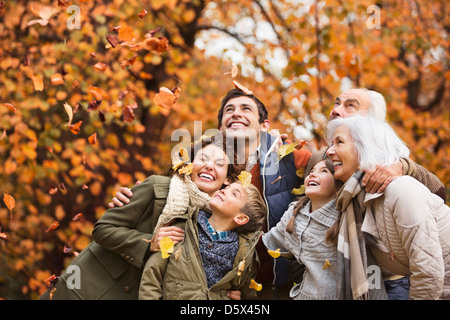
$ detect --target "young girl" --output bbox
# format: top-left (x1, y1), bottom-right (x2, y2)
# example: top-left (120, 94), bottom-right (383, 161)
top-left (139, 181), bottom-right (267, 300)
top-left (262, 151), bottom-right (341, 300)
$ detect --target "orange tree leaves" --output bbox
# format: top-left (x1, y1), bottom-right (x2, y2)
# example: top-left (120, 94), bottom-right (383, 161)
top-left (0, 0), bottom-right (448, 300)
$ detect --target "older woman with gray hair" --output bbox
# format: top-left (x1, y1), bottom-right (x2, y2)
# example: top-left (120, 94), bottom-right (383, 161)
top-left (326, 116), bottom-right (450, 300)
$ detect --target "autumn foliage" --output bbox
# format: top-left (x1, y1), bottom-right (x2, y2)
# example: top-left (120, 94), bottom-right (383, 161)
top-left (0, 0), bottom-right (448, 299)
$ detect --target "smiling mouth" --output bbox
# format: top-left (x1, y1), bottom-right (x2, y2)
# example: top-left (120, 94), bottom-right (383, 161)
top-left (307, 181), bottom-right (320, 186)
top-left (198, 172), bottom-right (215, 181)
top-left (227, 121), bottom-right (247, 129)
top-left (333, 161), bottom-right (343, 167)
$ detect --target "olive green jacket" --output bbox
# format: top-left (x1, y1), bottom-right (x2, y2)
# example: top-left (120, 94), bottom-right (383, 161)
top-left (139, 206), bottom-right (263, 300)
top-left (39, 175), bottom-right (171, 300)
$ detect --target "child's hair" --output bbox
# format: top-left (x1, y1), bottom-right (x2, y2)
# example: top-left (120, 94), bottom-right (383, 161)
top-left (234, 183), bottom-right (267, 234)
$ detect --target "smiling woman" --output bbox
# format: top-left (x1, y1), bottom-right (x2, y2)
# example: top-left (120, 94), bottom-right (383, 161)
top-left (325, 116), bottom-right (450, 300)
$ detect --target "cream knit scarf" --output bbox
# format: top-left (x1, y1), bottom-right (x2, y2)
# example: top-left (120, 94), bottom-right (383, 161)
top-left (153, 173), bottom-right (211, 237)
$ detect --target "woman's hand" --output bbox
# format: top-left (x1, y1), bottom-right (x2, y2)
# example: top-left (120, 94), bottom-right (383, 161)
top-left (227, 290), bottom-right (241, 300)
top-left (150, 225), bottom-right (185, 252)
top-left (362, 161), bottom-right (402, 193)
top-left (108, 181), bottom-right (141, 208)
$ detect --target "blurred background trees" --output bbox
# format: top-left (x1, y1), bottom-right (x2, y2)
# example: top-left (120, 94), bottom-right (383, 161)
top-left (0, 0), bottom-right (448, 299)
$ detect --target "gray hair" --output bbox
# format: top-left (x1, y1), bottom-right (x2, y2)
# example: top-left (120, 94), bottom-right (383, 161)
top-left (326, 116), bottom-right (410, 171)
top-left (366, 89), bottom-right (387, 121)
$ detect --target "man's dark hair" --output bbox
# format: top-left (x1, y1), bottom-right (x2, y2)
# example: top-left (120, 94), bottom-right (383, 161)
top-left (217, 89), bottom-right (269, 128)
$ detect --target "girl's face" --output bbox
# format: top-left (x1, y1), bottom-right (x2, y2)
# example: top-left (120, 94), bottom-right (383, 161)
top-left (304, 160), bottom-right (336, 201)
top-left (326, 125), bottom-right (359, 182)
top-left (191, 144), bottom-right (230, 196)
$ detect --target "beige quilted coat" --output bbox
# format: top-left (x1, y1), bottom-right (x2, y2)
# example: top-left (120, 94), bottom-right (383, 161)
top-left (362, 176), bottom-right (450, 300)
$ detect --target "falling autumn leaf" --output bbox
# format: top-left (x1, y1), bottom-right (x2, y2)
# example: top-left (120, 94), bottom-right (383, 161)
top-left (63, 102), bottom-right (73, 126)
top-left (249, 279), bottom-right (263, 291)
top-left (291, 185), bottom-right (305, 195)
top-left (118, 25), bottom-right (135, 42)
top-left (224, 63), bottom-right (239, 78)
top-left (50, 73), bottom-right (64, 85)
top-left (49, 187), bottom-right (58, 195)
top-left (322, 259), bottom-right (331, 270)
top-left (153, 86), bottom-right (180, 110)
top-left (93, 62), bottom-right (107, 71)
top-left (174, 246), bottom-right (182, 261)
top-left (72, 213), bottom-right (84, 221)
top-left (160, 236), bottom-right (175, 259)
top-left (27, 2), bottom-right (59, 27)
top-left (88, 132), bottom-right (97, 145)
top-left (3, 103), bottom-right (16, 113)
top-left (277, 140), bottom-right (307, 160)
top-left (123, 102), bottom-right (138, 123)
top-left (178, 163), bottom-right (194, 176)
top-left (0, 227), bottom-right (7, 241)
top-left (232, 80), bottom-right (252, 95)
top-left (137, 9), bottom-right (148, 18)
top-left (172, 147), bottom-right (190, 170)
top-left (268, 248), bottom-right (281, 258)
top-left (45, 220), bottom-right (59, 233)
top-left (238, 171), bottom-right (252, 189)
top-left (69, 120), bottom-right (82, 134)
top-left (31, 74), bottom-right (44, 91)
top-left (3, 193), bottom-right (15, 217)
top-left (106, 34), bottom-right (119, 48)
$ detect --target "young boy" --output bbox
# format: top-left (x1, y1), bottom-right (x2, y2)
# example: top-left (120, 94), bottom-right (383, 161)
top-left (262, 151), bottom-right (341, 300)
top-left (139, 181), bottom-right (266, 300)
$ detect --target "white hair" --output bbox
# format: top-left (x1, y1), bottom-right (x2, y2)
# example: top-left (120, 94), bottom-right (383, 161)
top-left (326, 116), bottom-right (410, 171)
top-left (366, 90), bottom-right (387, 121)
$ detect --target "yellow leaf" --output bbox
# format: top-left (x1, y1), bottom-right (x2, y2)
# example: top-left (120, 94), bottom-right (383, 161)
top-left (172, 147), bottom-right (190, 170)
top-left (268, 248), bottom-right (281, 258)
top-left (292, 185), bottom-right (305, 195)
top-left (160, 237), bottom-right (174, 259)
top-left (296, 167), bottom-right (305, 178)
top-left (249, 279), bottom-right (262, 291)
top-left (178, 163), bottom-right (194, 176)
top-left (237, 259), bottom-right (245, 277)
top-left (238, 171), bottom-right (252, 189)
top-left (277, 143), bottom-right (297, 160)
top-left (322, 259), bottom-right (331, 270)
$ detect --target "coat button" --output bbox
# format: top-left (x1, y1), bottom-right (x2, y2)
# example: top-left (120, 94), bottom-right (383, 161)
top-left (124, 286), bottom-right (131, 293)
top-left (206, 242), bottom-right (213, 249)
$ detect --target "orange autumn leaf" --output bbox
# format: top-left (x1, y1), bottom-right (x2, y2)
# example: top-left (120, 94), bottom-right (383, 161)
top-left (93, 62), bottom-right (107, 71)
top-left (50, 73), bottom-right (64, 85)
top-left (142, 37), bottom-right (169, 53)
top-left (118, 25), bottom-right (135, 42)
top-left (153, 86), bottom-right (180, 109)
top-left (31, 74), bottom-right (44, 91)
top-left (123, 102), bottom-right (138, 122)
top-left (178, 163), bottom-right (194, 175)
top-left (3, 193), bottom-right (15, 216)
top-left (45, 220), bottom-right (59, 233)
top-left (232, 80), bottom-right (252, 95)
top-left (69, 120), bottom-right (82, 134)
top-left (137, 9), bottom-right (148, 18)
top-left (88, 132), bottom-right (97, 145)
top-left (72, 213), bottom-right (84, 221)
top-left (49, 187), bottom-right (58, 195)
top-left (3, 103), bottom-right (16, 113)
top-left (89, 85), bottom-right (103, 101)
top-left (0, 227), bottom-right (7, 241)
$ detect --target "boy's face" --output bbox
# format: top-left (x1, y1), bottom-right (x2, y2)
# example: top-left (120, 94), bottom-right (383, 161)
top-left (209, 182), bottom-right (248, 219)
top-left (219, 96), bottom-right (270, 142)
top-left (304, 160), bottom-right (336, 200)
